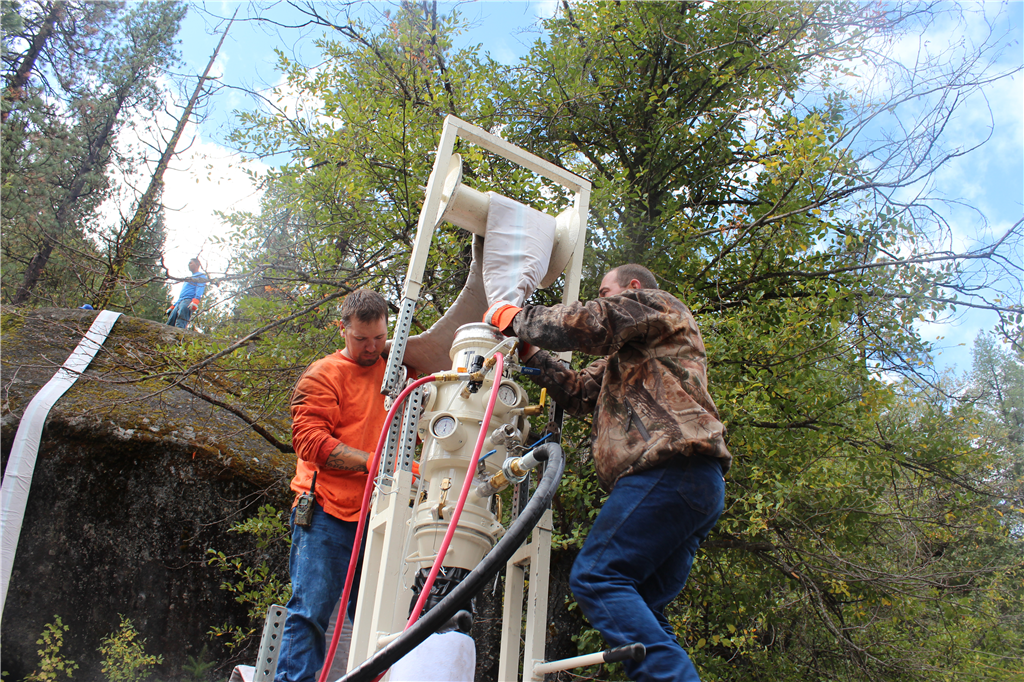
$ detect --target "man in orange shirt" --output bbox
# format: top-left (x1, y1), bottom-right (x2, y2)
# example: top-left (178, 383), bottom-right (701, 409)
top-left (276, 289), bottom-right (390, 682)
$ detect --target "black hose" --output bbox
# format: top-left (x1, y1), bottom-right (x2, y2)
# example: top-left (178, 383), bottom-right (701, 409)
top-left (340, 442), bottom-right (565, 682)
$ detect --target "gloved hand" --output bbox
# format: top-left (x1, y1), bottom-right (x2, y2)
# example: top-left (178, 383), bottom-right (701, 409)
top-left (189, 298), bottom-right (201, 312)
top-left (483, 300), bottom-right (522, 334)
top-left (165, 304), bottom-right (174, 316)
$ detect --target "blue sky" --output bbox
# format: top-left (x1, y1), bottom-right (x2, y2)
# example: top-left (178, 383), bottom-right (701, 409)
top-left (152, 1), bottom-right (1022, 373)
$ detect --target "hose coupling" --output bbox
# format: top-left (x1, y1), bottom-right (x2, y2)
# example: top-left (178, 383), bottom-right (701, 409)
top-left (490, 423), bottom-right (520, 447)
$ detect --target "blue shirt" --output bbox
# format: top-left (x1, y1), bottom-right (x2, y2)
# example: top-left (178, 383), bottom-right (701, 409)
top-left (176, 271), bottom-right (208, 303)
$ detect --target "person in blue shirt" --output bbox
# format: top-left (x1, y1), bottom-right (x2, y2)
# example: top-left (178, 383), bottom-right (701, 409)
top-left (166, 257), bottom-right (208, 329)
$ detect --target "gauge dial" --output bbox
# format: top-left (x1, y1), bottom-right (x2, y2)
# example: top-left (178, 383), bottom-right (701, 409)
top-left (431, 415), bottom-right (457, 438)
top-left (497, 383), bottom-right (519, 407)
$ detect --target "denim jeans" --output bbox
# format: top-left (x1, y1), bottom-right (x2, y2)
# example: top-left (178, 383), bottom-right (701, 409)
top-left (276, 504), bottom-right (362, 682)
top-left (570, 456), bottom-right (725, 682)
top-left (166, 299), bottom-right (192, 329)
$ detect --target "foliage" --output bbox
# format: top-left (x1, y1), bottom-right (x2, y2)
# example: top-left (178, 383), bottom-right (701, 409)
top-left (181, 644), bottom-right (216, 682)
top-left (24, 616), bottom-right (78, 682)
top-left (497, 3), bottom-right (1020, 680)
top-left (206, 504), bottom-right (292, 651)
top-left (205, 0), bottom-right (549, 423)
top-left (1, 0), bottom-right (184, 308)
top-left (97, 615), bottom-right (163, 682)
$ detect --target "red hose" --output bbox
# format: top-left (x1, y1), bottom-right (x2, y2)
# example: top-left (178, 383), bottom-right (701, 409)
top-left (318, 373), bottom-right (437, 682)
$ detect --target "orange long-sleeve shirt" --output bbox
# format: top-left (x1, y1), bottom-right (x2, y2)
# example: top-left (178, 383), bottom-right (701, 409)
top-left (289, 351), bottom-right (387, 522)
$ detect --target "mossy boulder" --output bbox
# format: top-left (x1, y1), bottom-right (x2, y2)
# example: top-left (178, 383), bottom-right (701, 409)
top-left (1, 307), bottom-right (296, 681)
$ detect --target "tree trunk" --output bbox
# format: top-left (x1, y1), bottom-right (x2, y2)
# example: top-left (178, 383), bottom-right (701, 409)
top-left (1, 1), bottom-right (64, 123)
top-left (11, 106), bottom-right (117, 305)
top-left (93, 10), bottom-right (236, 309)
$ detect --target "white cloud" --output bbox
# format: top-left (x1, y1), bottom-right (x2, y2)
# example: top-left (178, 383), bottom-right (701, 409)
top-left (533, 0), bottom-right (559, 20)
top-left (160, 132), bottom-right (266, 282)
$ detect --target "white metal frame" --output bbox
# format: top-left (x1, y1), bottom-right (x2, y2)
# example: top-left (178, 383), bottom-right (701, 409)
top-left (352, 115), bottom-right (590, 680)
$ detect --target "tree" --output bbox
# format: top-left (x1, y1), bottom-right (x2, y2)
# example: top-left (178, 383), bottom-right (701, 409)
top-left (2, 1), bottom-right (121, 123)
top-left (209, 0), bottom-right (529, 437)
top-left (2, 0), bottom-right (185, 306)
top-left (967, 332), bottom-right (1023, 536)
top-left (494, 2), bottom-right (1023, 680)
top-left (500, 1), bottom-right (1021, 351)
top-left (93, 9), bottom-right (236, 311)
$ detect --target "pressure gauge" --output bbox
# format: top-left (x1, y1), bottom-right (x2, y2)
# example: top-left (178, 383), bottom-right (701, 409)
top-left (431, 415), bottom-right (457, 438)
top-left (497, 383), bottom-right (519, 407)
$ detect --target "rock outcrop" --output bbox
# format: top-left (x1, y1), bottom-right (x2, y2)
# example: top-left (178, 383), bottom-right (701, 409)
top-left (1, 307), bottom-right (296, 681)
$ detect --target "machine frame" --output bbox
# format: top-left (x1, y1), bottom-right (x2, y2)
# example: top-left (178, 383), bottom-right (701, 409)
top-left (350, 115), bottom-right (591, 680)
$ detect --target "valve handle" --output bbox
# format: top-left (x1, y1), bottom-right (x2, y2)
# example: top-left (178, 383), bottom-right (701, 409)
top-left (604, 643), bottom-right (646, 664)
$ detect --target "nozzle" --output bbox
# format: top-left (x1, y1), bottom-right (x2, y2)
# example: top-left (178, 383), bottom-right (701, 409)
top-left (433, 371), bottom-right (471, 382)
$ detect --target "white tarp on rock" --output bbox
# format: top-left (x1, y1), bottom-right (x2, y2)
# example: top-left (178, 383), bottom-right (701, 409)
top-left (0, 310), bottom-right (121, 623)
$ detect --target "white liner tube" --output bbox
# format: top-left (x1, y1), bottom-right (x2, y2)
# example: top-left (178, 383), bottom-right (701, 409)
top-left (531, 642), bottom-right (646, 677)
top-left (0, 310), bottom-right (122, 621)
top-left (532, 651), bottom-right (610, 676)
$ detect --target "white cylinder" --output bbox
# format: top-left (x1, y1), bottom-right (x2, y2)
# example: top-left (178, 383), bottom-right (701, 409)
top-left (411, 323), bottom-right (517, 571)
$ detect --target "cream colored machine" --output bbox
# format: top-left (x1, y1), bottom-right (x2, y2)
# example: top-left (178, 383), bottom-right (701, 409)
top-left (347, 116), bottom-right (591, 681)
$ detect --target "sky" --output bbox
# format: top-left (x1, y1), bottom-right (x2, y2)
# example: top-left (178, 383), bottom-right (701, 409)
top-left (142, 0), bottom-right (1021, 373)
top-left (149, 1), bottom-right (554, 285)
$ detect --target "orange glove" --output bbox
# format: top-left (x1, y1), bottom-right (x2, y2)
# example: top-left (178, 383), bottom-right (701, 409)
top-left (165, 304), bottom-right (174, 315)
top-left (189, 298), bottom-right (201, 312)
top-left (517, 341), bottom-right (537, 361)
top-left (483, 300), bottom-right (522, 334)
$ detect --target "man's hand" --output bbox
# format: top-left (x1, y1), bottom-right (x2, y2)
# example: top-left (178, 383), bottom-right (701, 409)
top-left (165, 304), bottom-right (174, 316)
top-left (326, 442), bottom-right (371, 473)
top-left (189, 298), bottom-right (201, 312)
top-left (483, 301), bottom-right (522, 334)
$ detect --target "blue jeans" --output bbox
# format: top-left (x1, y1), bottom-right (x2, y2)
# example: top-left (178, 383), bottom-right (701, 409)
top-left (276, 504), bottom-right (363, 682)
top-left (570, 457), bottom-right (725, 682)
top-left (166, 299), bottom-right (192, 329)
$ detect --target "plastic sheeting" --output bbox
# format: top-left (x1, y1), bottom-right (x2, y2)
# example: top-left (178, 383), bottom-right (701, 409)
top-left (402, 195), bottom-right (555, 376)
top-left (0, 310), bottom-right (121, 622)
top-left (387, 631), bottom-right (476, 682)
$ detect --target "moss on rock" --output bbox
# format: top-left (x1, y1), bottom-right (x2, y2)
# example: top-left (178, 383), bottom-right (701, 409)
top-left (0, 307), bottom-right (297, 680)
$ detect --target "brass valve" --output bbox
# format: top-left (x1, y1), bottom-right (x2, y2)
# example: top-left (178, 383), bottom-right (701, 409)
top-left (437, 477), bottom-right (451, 520)
top-left (513, 388), bottom-right (547, 416)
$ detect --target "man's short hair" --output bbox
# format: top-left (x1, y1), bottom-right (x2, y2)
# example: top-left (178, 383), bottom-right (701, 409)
top-left (189, 257), bottom-right (202, 268)
top-left (340, 289), bottom-right (388, 327)
top-left (611, 264), bottom-right (658, 290)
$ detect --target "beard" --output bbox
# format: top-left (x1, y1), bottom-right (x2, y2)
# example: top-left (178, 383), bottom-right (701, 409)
top-left (354, 352), bottom-right (380, 367)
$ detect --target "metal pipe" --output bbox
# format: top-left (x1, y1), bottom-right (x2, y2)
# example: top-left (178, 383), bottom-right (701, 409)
top-left (531, 643), bottom-right (646, 677)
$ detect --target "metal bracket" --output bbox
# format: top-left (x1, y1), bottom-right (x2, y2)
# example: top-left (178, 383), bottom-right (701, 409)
top-left (378, 407), bottom-right (405, 489)
top-left (253, 603), bottom-right (288, 681)
top-left (382, 296), bottom-right (417, 397)
top-left (396, 385), bottom-right (422, 474)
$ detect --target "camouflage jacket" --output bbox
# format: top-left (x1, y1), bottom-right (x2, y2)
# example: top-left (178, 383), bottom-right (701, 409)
top-left (514, 289), bottom-right (731, 489)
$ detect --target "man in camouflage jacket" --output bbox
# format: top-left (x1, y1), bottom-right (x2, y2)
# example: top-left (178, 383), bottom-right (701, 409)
top-left (485, 263), bottom-right (730, 682)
